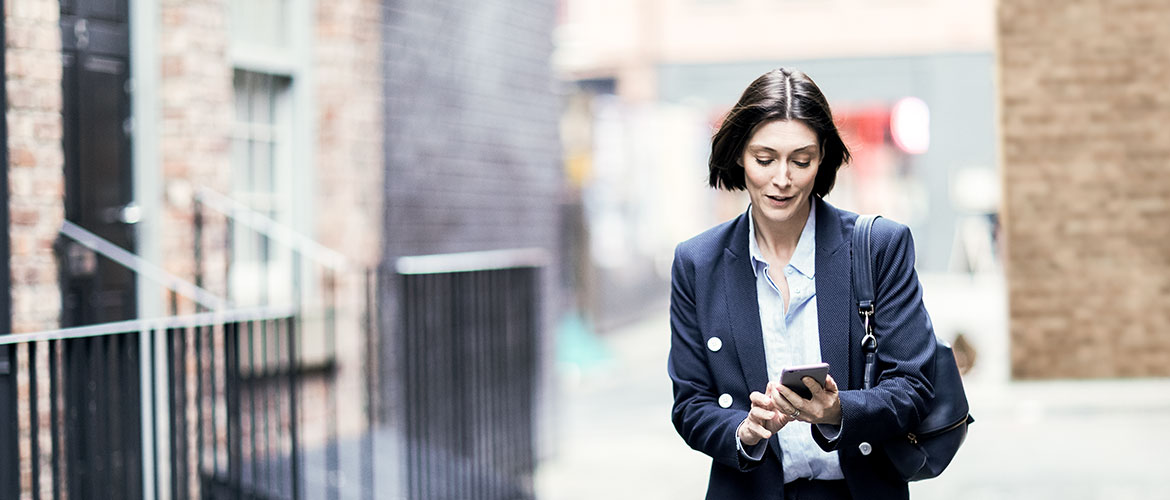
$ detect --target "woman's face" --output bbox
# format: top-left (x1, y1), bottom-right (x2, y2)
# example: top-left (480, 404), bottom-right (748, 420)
top-left (741, 119), bottom-right (822, 229)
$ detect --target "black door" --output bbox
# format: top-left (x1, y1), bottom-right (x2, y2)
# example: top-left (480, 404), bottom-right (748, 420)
top-left (59, 0), bottom-right (141, 498)
top-left (60, 0), bottom-right (135, 326)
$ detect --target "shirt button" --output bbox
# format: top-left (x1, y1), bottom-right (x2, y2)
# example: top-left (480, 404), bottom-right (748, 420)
top-left (707, 337), bottom-right (722, 352)
top-left (718, 393), bottom-right (733, 408)
top-left (859, 442), bottom-right (872, 456)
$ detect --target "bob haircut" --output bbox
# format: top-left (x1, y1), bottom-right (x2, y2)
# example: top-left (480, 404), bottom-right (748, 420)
top-left (708, 68), bottom-right (851, 196)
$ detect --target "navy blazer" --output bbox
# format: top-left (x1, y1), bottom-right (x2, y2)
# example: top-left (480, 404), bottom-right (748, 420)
top-left (668, 197), bottom-right (936, 500)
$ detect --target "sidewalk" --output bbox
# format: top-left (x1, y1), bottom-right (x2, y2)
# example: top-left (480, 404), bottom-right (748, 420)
top-left (535, 311), bottom-right (709, 499)
top-left (535, 294), bottom-right (1170, 499)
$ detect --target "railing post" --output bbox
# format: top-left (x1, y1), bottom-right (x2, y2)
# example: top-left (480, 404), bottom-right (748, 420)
top-left (193, 197), bottom-right (204, 311)
top-left (362, 268), bottom-right (376, 500)
top-left (325, 268), bottom-right (339, 500)
top-left (287, 317), bottom-right (302, 500)
top-left (0, 346), bottom-right (17, 499)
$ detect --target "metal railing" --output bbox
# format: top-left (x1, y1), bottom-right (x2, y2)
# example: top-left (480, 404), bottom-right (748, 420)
top-left (0, 306), bottom-right (300, 500)
top-left (1, 211), bottom-right (314, 500)
top-left (4, 189), bottom-right (548, 499)
top-left (194, 187), bottom-right (379, 500)
top-left (395, 250), bottom-right (545, 500)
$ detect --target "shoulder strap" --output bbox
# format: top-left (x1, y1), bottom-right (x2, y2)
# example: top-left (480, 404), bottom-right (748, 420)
top-left (852, 215), bottom-right (880, 389)
top-left (852, 215), bottom-right (878, 311)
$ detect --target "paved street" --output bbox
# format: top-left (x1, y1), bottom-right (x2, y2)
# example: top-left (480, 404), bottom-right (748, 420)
top-left (535, 275), bottom-right (1170, 500)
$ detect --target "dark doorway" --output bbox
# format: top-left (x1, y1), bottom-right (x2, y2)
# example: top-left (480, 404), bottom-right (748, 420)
top-left (59, 0), bottom-right (141, 498)
top-left (60, 0), bottom-right (136, 326)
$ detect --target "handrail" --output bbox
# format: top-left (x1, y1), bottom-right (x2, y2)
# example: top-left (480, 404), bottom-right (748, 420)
top-left (0, 305), bottom-right (298, 345)
top-left (60, 220), bottom-right (229, 310)
top-left (194, 186), bottom-right (350, 271)
top-left (395, 248), bottom-right (549, 275)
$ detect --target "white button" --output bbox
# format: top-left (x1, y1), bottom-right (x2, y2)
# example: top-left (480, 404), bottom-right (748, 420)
top-left (707, 337), bottom-right (722, 352)
top-left (859, 442), bottom-right (872, 456)
top-left (718, 393), bottom-right (733, 408)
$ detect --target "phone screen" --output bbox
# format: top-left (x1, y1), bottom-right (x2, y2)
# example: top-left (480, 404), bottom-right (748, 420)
top-left (780, 362), bottom-right (829, 399)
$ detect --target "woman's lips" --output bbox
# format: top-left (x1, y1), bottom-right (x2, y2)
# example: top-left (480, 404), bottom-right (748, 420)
top-left (765, 194), bottom-right (794, 205)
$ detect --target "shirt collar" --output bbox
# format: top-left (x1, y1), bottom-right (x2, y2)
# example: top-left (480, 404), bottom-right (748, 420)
top-left (747, 202), bottom-right (817, 279)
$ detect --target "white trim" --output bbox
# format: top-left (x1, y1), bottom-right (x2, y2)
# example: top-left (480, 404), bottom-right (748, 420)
top-left (229, 47), bottom-right (301, 75)
top-left (0, 306), bottom-right (299, 345)
top-left (130, 1), bottom-right (162, 496)
top-left (291, 0), bottom-right (317, 307)
top-left (130, 0), bottom-right (163, 324)
top-left (395, 249), bottom-right (550, 275)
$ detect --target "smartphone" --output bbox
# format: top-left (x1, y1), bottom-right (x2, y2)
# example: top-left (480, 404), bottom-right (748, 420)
top-left (780, 362), bottom-right (829, 400)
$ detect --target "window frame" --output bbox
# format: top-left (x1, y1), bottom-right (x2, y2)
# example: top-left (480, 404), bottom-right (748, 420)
top-left (228, 0), bottom-right (315, 307)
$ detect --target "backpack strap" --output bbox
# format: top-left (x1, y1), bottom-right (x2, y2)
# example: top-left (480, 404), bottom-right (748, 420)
top-left (852, 215), bottom-right (881, 390)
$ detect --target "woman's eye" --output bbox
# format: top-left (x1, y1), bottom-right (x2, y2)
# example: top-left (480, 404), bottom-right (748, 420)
top-left (755, 158), bottom-right (773, 166)
top-left (793, 160), bottom-right (811, 167)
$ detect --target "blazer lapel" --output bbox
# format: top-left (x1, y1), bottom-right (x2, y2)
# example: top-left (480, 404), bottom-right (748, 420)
top-left (721, 214), bottom-right (770, 395)
top-left (814, 198), bottom-right (854, 390)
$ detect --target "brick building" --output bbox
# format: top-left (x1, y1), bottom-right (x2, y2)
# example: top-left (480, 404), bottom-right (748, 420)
top-left (3, 0), bottom-right (562, 497)
top-left (999, 0), bottom-right (1170, 378)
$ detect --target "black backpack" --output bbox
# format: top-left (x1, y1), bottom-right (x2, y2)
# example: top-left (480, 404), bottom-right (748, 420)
top-left (852, 215), bottom-right (974, 481)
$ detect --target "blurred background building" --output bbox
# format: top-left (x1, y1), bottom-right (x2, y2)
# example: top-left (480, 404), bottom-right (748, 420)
top-left (2, 0), bottom-right (561, 498)
top-left (556, 0), bottom-right (1001, 336)
top-left (1, 0), bottom-right (1169, 499)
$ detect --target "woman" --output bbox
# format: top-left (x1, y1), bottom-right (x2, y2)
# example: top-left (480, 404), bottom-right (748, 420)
top-left (668, 68), bottom-right (936, 500)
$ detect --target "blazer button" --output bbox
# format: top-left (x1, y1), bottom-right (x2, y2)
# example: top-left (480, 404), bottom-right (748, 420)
top-left (707, 337), bottom-right (722, 352)
top-left (718, 393), bottom-right (733, 408)
top-left (859, 442), bottom-right (872, 456)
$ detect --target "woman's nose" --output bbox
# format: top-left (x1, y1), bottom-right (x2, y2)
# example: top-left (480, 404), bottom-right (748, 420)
top-left (772, 166), bottom-right (792, 188)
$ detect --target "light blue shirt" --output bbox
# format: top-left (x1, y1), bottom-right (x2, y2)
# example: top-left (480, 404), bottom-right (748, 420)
top-left (736, 205), bottom-right (843, 481)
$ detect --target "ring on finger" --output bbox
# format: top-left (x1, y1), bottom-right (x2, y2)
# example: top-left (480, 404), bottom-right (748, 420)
top-left (792, 409), bottom-right (800, 418)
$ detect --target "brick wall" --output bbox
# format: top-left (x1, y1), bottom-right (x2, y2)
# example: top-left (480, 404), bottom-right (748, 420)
top-left (312, 0), bottom-right (384, 443)
top-left (316, 0), bottom-right (383, 267)
top-left (5, 1), bottom-right (63, 496)
top-left (159, 0), bottom-right (233, 306)
top-left (999, 0), bottom-right (1170, 378)
top-left (5, 0), bottom-right (63, 334)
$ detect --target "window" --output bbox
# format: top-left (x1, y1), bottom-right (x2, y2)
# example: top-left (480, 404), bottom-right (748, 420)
top-left (230, 70), bottom-right (294, 306)
top-left (228, 0), bottom-right (308, 306)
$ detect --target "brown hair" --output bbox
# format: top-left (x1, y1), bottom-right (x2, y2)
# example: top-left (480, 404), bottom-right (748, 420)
top-left (708, 68), bottom-right (851, 196)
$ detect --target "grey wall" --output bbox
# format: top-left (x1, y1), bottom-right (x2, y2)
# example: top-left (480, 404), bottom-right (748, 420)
top-left (381, 2), bottom-right (562, 257)
top-left (659, 53), bottom-right (998, 272)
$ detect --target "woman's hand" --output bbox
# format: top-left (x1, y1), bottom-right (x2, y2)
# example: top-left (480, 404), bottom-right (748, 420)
top-left (771, 374), bottom-right (842, 426)
top-left (737, 381), bottom-right (793, 447)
